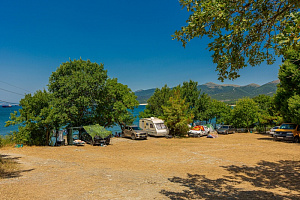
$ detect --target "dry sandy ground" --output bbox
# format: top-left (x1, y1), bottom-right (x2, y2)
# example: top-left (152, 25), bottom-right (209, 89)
top-left (1, 133), bottom-right (300, 200)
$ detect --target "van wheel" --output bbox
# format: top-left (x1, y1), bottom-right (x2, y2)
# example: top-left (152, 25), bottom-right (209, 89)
top-left (131, 134), bottom-right (136, 140)
top-left (293, 136), bottom-right (300, 143)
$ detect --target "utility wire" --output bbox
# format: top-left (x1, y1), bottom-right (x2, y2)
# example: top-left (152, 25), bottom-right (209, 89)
top-left (0, 99), bottom-right (19, 104)
top-left (0, 87), bottom-right (25, 96)
top-left (0, 80), bottom-right (32, 93)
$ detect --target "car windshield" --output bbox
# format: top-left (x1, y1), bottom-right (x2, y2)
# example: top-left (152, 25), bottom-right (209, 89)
top-left (221, 126), bottom-right (229, 129)
top-left (131, 126), bottom-right (141, 130)
top-left (155, 123), bottom-right (167, 130)
top-left (280, 124), bottom-right (296, 129)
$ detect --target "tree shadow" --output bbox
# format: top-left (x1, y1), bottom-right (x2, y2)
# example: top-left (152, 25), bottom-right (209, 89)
top-left (160, 160), bottom-right (300, 199)
top-left (0, 154), bottom-right (34, 179)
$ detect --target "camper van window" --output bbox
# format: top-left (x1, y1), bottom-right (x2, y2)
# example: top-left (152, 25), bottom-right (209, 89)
top-left (155, 123), bottom-right (167, 130)
top-left (150, 124), bottom-right (154, 128)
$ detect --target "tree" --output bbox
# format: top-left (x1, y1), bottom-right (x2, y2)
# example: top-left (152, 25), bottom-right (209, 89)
top-left (48, 59), bottom-right (108, 127)
top-left (253, 94), bottom-right (281, 125)
top-left (139, 85), bottom-right (172, 118)
top-left (231, 97), bottom-right (259, 131)
top-left (194, 93), bottom-right (212, 123)
top-left (274, 49), bottom-right (300, 123)
top-left (161, 89), bottom-right (194, 137)
top-left (96, 78), bottom-right (139, 130)
top-left (5, 90), bottom-right (57, 145)
top-left (210, 99), bottom-right (231, 125)
top-left (173, 0), bottom-right (300, 81)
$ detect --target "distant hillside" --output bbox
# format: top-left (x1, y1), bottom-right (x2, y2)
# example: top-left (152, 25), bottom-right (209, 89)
top-left (135, 80), bottom-right (279, 104)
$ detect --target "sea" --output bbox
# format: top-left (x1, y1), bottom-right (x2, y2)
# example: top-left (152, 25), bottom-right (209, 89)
top-left (0, 105), bottom-right (146, 136)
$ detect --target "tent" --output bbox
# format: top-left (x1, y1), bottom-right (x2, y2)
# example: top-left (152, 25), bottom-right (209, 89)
top-left (204, 124), bottom-right (214, 133)
top-left (83, 124), bottom-right (112, 145)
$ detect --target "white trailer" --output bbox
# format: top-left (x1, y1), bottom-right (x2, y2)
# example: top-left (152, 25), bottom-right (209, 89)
top-left (139, 117), bottom-right (169, 137)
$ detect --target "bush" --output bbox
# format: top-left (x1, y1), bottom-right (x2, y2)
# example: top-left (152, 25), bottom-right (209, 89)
top-left (0, 134), bottom-right (14, 147)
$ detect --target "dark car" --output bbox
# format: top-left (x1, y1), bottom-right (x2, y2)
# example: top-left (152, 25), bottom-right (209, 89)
top-left (217, 125), bottom-right (236, 134)
top-left (122, 125), bottom-right (147, 140)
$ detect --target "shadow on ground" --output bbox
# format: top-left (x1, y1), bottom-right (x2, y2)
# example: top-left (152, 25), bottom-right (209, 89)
top-left (161, 160), bottom-right (300, 199)
top-left (0, 154), bottom-right (34, 179)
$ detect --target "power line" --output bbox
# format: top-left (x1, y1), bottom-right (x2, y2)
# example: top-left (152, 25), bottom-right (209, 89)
top-left (0, 99), bottom-right (19, 104)
top-left (0, 80), bottom-right (32, 93)
top-left (0, 87), bottom-right (25, 96)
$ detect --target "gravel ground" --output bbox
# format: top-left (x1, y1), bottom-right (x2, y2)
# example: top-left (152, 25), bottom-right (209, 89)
top-left (1, 133), bottom-right (300, 200)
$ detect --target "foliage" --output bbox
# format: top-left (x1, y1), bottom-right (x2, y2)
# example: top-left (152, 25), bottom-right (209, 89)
top-left (48, 59), bottom-right (108, 127)
top-left (231, 97), bottom-right (259, 131)
top-left (135, 81), bottom-right (278, 105)
top-left (48, 59), bottom-right (138, 130)
top-left (0, 135), bottom-right (14, 147)
top-left (6, 59), bottom-right (138, 145)
top-left (5, 90), bottom-right (55, 145)
top-left (194, 92), bottom-right (212, 123)
top-left (95, 78), bottom-right (139, 130)
top-left (253, 94), bottom-right (282, 125)
top-left (274, 49), bottom-right (300, 123)
top-left (287, 95), bottom-right (300, 124)
top-left (179, 80), bottom-right (213, 123)
top-left (174, 0), bottom-right (300, 81)
top-left (83, 124), bottom-right (111, 139)
top-left (210, 99), bottom-right (231, 124)
top-left (139, 85), bottom-right (172, 118)
top-left (161, 89), bottom-right (194, 137)
top-left (179, 80), bottom-right (201, 112)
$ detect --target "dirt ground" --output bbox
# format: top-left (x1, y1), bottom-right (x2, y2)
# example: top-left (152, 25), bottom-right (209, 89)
top-left (1, 133), bottom-right (300, 200)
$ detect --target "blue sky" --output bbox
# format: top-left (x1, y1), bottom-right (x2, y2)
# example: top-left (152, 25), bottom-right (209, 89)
top-left (0, 0), bottom-right (280, 104)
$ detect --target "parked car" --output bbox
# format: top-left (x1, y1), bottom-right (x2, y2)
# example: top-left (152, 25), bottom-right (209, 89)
top-left (122, 125), bottom-right (147, 140)
top-left (274, 123), bottom-right (300, 142)
top-left (188, 125), bottom-right (206, 137)
top-left (269, 126), bottom-right (280, 137)
top-left (217, 125), bottom-right (236, 134)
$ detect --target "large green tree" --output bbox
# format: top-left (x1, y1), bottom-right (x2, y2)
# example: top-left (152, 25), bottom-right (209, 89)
top-left (48, 59), bottom-right (139, 129)
top-left (231, 97), bottom-right (259, 131)
top-left (274, 49), bottom-right (300, 123)
top-left (210, 99), bottom-right (231, 124)
top-left (174, 0), bottom-right (300, 81)
top-left (139, 85), bottom-right (172, 118)
top-left (253, 94), bottom-right (282, 125)
top-left (96, 78), bottom-right (139, 130)
top-left (161, 89), bottom-right (194, 136)
top-left (48, 59), bottom-right (108, 127)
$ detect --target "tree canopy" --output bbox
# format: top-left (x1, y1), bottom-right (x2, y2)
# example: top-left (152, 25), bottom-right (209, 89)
top-left (5, 90), bottom-right (55, 145)
top-left (173, 0), bottom-right (300, 81)
top-left (231, 97), bottom-right (259, 131)
top-left (275, 49), bottom-right (300, 124)
top-left (6, 59), bottom-right (139, 145)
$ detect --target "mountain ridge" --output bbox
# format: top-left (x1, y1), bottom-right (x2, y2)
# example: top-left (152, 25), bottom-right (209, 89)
top-left (135, 80), bottom-right (279, 104)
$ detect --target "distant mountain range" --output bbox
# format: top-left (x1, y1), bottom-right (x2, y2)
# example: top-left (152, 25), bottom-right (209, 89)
top-left (135, 80), bottom-right (280, 104)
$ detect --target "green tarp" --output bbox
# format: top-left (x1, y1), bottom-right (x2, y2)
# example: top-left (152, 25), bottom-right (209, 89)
top-left (83, 124), bottom-right (111, 139)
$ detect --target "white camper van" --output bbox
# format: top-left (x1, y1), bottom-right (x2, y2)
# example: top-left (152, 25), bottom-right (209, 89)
top-left (139, 117), bottom-right (169, 137)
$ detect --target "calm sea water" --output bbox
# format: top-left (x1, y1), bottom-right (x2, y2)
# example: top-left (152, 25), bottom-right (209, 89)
top-left (0, 106), bottom-right (21, 136)
top-left (0, 105), bottom-right (146, 136)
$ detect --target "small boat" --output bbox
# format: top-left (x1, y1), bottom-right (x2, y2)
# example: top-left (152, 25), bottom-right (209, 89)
top-left (2, 104), bottom-right (12, 108)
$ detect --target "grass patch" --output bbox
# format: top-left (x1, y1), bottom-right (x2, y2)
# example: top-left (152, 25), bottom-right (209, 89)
top-left (0, 134), bottom-right (15, 147)
top-left (0, 155), bottom-right (19, 179)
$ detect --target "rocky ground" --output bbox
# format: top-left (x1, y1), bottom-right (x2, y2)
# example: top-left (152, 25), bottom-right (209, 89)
top-left (1, 133), bottom-right (300, 200)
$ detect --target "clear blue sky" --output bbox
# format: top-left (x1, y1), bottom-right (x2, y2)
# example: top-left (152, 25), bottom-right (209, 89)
top-left (0, 0), bottom-right (280, 104)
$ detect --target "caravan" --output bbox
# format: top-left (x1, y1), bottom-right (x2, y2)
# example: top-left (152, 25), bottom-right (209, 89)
top-left (139, 117), bottom-right (169, 136)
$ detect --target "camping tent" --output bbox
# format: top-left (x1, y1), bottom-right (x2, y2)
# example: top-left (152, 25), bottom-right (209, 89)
top-left (204, 124), bottom-right (214, 133)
